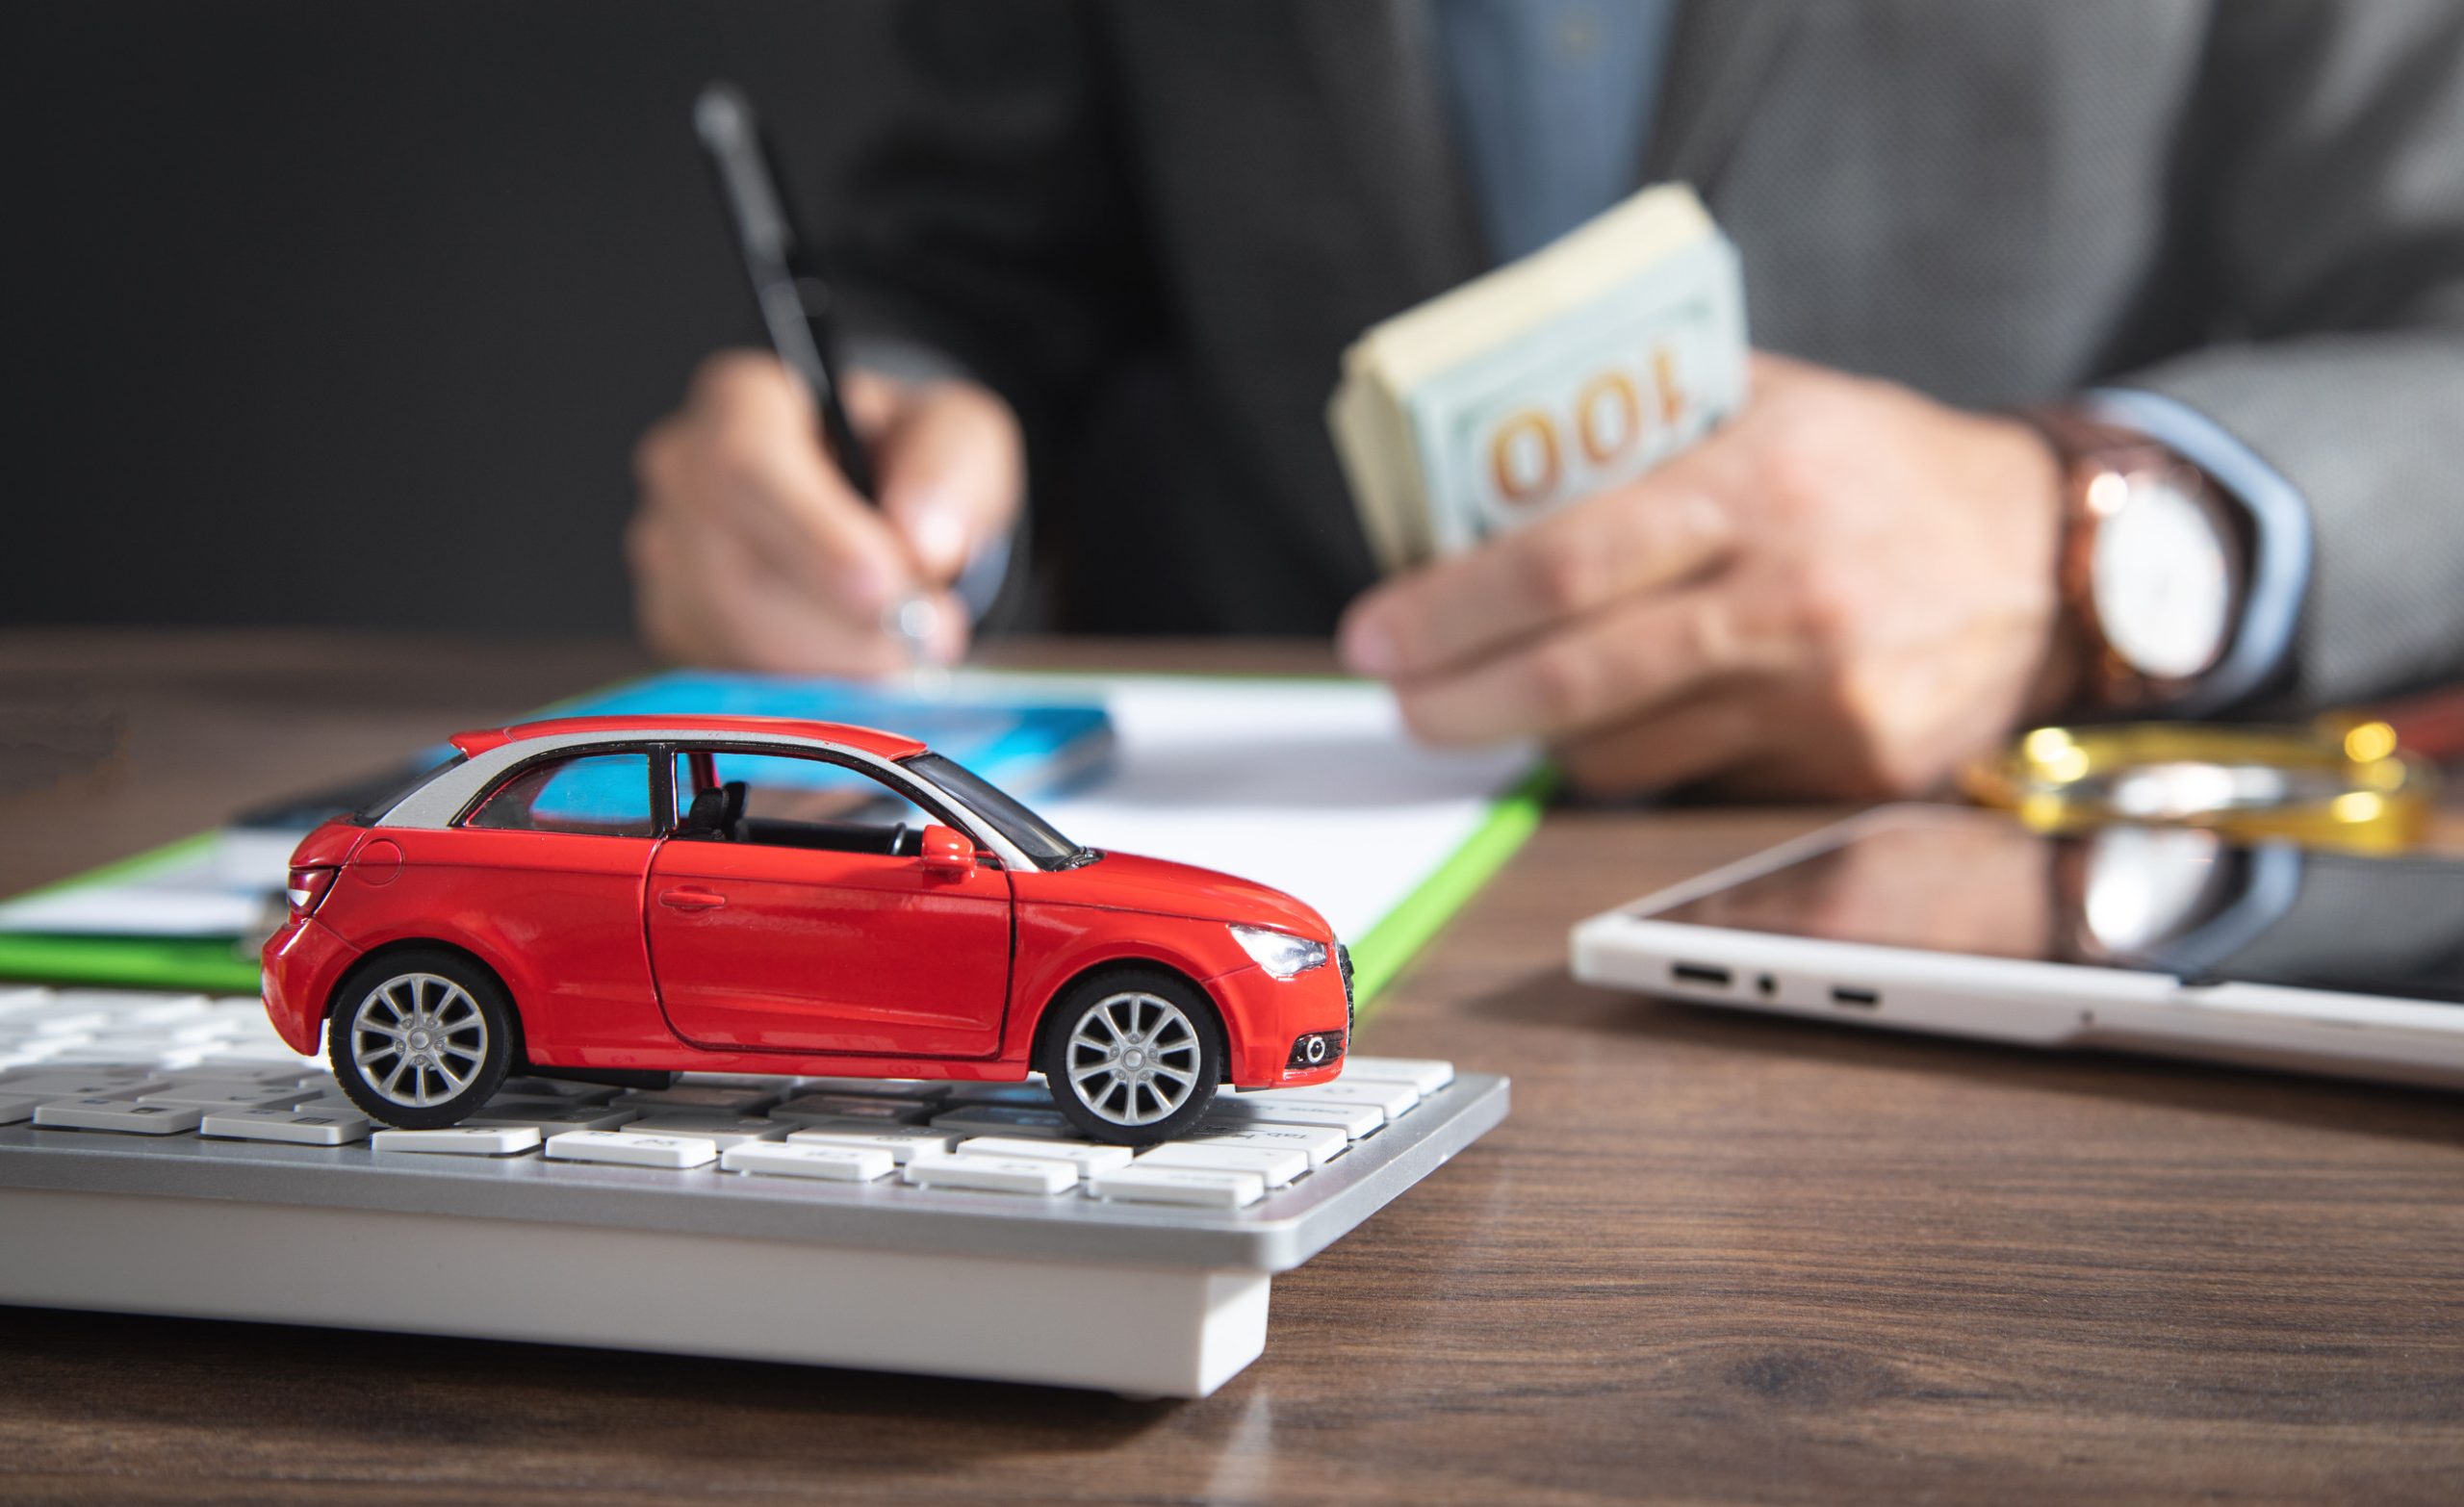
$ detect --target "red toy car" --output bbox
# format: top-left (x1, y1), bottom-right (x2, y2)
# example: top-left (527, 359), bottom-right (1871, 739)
top-left (262, 715), bottom-right (1351, 1144)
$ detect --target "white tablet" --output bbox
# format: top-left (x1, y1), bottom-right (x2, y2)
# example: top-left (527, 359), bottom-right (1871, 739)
top-left (1571, 804), bottom-right (2464, 1089)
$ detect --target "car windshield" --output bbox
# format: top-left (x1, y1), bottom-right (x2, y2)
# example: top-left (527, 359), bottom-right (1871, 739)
top-left (900, 753), bottom-right (1094, 870)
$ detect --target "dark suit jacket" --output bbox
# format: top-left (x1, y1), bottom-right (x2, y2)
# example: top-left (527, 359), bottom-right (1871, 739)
top-left (834, 0), bottom-right (2464, 711)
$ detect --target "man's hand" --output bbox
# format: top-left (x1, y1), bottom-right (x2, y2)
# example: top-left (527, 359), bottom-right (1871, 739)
top-left (1337, 353), bottom-right (2074, 798)
top-left (629, 352), bottom-right (1024, 673)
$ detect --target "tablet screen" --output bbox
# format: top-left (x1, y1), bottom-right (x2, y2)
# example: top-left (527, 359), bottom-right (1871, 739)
top-left (1649, 810), bottom-right (2464, 1005)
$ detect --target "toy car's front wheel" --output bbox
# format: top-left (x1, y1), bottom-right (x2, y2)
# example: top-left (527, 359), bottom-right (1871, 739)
top-left (328, 950), bottom-right (515, 1129)
top-left (1038, 970), bottom-right (1222, 1145)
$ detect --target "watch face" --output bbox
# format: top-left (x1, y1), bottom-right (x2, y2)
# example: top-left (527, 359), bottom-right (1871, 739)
top-left (2090, 476), bottom-right (2235, 680)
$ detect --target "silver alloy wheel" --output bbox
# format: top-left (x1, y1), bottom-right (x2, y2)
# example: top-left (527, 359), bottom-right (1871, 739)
top-left (348, 971), bottom-right (490, 1110)
top-left (1065, 989), bottom-right (1203, 1127)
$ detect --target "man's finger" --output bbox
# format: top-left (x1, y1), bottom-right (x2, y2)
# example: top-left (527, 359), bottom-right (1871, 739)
top-left (1338, 456), bottom-right (1738, 679)
top-left (630, 506), bottom-right (925, 677)
top-left (872, 382), bottom-right (1026, 583)
top-left (682, 352), bottom-right (916, 618)
top-left (1553, 689), bottom-right (1773, 796)
top-left (1391, 581), bottom-right (1793, 745)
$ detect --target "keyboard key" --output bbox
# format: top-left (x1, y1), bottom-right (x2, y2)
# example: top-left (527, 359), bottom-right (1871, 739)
top-left (295, 1092), bottom-right (372, 1115)
top-left (199, 1107), bottom-right (373, 1146)
top-left (43, 1045), bottom-right (201, 1069)
top-left (1089, 1164), bottom-right (1266, 1210)
top-left (611, 1084), bottom-right (783, 1115)
top-left (720, 1141), bottom-right (895, 1183)
top-left (926, 1104), bottom-right (1078, 1139)
top-left (1187, 1121), bottom-right (1350, 1169)
top-left (783, 1122), bottom-right (964, 1164)
top-left (0, 1094), bottom-right (43, 1125)
top-left (488, 1076), bottom-right (621, 1105)
top-left (1135, 1141), bottom-right (1309, 1188)
top-left (57, 989), bottom-right (214, 1016)
top-left (47, 1033), bottom-right (171, 1058)
top-left (1204, 1097), bottom-right (1384, 1138)
top-left (770, 1093), bottom-right (935, 1125)
top-left (1234, 1077), bottom-right (1420, 1120)
top-left (103, 997), bottom-right (218, 1028)
top-left (624, 1113), bottom-right (789, 1150)
top-left (137, 1081), bottom-right (318, 1111)
top-left (199, 1000), bottom-right (281, 1027)
top-left (465, 1101), bottom-right (643, 1134)
top-left (35, 1097), bottom-right (205, 1135)
top-left (903, 1150), bottom-right (1078, 1196)
top-left (543, 1130), bottom-right (720, 1169)
top-left (785, 1077), bottom-right (949, 1102)
top-left (186, 1048), bottom-right (323, 1074)
top-left (957, 1137), bottom-right (1135, 1175)
top-left (677, 1073), bottom-right (802, 1092)
top-left (1340, 1056), bottom-right (1458, 1094)
top-left (372, 1126), bottom-right (542, 1156)
top-left (183, 1059), bottom-right (324, 1083)
top-left (172, 1062), bottom-right (322, 1086)
top-left (935, 1081), bottom-right (1055, 1109)
top-left (0, 1069), bottom-right (165, 1097)
top-left (136, 1016), bottom-right (256, 1045)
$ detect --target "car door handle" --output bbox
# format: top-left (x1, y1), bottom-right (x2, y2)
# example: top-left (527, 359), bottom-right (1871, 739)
top-left (658, 885), bottom-right (727, 911)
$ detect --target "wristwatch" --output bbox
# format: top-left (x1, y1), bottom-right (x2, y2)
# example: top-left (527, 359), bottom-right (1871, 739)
top-left (2027, 407), bottom-right (2250, 713)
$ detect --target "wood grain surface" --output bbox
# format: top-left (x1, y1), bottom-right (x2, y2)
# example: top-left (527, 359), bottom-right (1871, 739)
top-left (2, 631), bottom-right (2459, 1506)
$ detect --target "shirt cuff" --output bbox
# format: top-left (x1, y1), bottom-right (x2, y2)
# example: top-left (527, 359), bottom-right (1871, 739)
top-left (2083, 387), bottom-right (2314, 715)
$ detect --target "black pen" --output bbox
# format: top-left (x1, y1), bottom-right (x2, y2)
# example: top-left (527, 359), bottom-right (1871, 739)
top-left (693, 81), bottom-right (937, 664)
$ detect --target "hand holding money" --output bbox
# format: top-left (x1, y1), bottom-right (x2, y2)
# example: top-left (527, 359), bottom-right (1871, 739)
top-left (1329, 185), bottom-right (1750, 570)
top-left (1337, 352), bottom-right (2079, 799)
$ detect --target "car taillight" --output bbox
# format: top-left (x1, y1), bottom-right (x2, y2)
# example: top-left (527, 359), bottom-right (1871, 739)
top-left (286, 865), bottom-right (338, 918)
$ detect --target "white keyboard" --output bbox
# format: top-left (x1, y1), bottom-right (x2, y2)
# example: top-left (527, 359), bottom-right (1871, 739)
top-left (0, 985), bottom-right (1506, 1396)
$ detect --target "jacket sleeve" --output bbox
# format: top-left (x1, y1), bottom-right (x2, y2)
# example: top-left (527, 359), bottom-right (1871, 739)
top-left (2112, 0), bottom-right (2464, 710)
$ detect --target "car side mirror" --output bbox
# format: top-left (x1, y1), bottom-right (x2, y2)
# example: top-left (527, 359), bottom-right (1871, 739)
top-left (917, 823), bottom-right (978, 879)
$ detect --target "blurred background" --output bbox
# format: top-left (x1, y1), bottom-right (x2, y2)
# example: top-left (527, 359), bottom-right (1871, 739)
top-left (7, 2), bottom-right (905, 636)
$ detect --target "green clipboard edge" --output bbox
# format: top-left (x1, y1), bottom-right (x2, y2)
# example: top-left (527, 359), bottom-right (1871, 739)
top-left (0, 932), bottom-right (265, 994)
top-left (0, 675), bottom-right (1557, 1011)
top-left (0, 831), bottom-right (267, 993)
top-left (1344, 763), bottom-right (1556, 1019)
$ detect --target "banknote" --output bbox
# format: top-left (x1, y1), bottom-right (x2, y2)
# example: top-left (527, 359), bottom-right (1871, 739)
top-left (1328, 185), bottom-right (1750, 571)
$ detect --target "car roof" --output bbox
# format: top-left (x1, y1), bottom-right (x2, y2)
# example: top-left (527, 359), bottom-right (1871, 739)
top-left (447, 714), bottom-right (929, 761)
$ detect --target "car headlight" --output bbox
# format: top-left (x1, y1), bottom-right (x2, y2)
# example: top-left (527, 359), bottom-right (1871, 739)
top-left (1229, 924), bottom-right (1328, 980)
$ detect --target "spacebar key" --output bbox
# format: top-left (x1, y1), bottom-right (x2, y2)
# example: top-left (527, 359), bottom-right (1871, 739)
top-left (1203, 1097), bottom-right (1383, 1139)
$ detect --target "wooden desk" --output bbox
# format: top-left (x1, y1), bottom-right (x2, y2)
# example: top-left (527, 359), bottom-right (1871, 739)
top-left (4, 631), bottom-right (2460, 1505)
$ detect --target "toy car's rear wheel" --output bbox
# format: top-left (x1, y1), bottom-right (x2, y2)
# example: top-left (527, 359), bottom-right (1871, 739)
top-left (1038, 970), bottom-right (1221, 1145)
top-left (328, 950), bottom-right (515, 1129)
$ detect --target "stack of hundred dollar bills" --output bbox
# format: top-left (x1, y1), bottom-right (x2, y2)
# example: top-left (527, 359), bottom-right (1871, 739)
top-left (1328, 184), bottom-right (1749, 573)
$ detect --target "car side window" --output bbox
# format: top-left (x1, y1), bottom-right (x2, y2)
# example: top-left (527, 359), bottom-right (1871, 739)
top-left (466, 753), bottom-right (657, 837)
top-left (670, 750), bottom-right (937, 857)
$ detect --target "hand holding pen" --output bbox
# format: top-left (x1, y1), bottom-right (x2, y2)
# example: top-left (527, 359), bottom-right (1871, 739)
top-left (628, 84), bottom-right (1023, 675)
